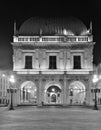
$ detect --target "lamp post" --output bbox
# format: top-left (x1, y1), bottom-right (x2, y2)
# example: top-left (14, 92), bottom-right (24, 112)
top-left (8, 75), bottom-right (15, 110)
top-left (92, 74), bottom-right (100, 110)
top-left (70, 89), bottom-right (73, 105)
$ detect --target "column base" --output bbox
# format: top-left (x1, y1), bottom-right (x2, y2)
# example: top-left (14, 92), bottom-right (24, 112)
top-left (37, 103), bottom-right (42, 107)
top-left (62, 104), bottom-right (68, 107)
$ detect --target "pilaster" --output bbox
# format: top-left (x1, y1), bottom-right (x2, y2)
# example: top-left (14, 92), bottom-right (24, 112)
top-left (37, 75), bottom-right (42, 107)
top-left (63, 74), bottom-right (67, 106)
top-left (86, 74), bottom-right (93, 105)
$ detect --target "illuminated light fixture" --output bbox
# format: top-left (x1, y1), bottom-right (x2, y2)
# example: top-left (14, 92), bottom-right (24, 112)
top-left (63, 29), bottom-right (67, 35)
top-left (9, 75), bottom-right (15, 83)
top-left (81, 30), bottom-right (90, 35)
top-left (63, 29), bottom-right (74, 35)
top-left (52, 88), bottom-right (55, 92)
top-left (70, 88), bottom-right (73, 91)
top-left (44, 89), bottom-right (47, 93)
top-left (92, 74), bottom-right (98, 83)
top-left (2, 74), bottom-right (6, 77)
top-left (27, 89), bottom-right (31, 93)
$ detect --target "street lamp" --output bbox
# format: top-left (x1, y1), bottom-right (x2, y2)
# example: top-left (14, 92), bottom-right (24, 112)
top-left (8, 75), bottom-right (15, 110)
top-left (92, 74), bottom-right (100, 110)
top-left (70, 89), bottom-right (73, 105)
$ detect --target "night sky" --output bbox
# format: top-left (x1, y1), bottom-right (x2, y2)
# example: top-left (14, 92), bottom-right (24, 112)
top-left (0, 1), bottom-right (101, 69)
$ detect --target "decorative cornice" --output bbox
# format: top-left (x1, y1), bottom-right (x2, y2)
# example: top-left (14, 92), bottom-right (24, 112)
top-left (11, 42), bottom-right (95, 50)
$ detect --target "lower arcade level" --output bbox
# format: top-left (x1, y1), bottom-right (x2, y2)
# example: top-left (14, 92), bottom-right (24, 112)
top-left (3, 73), bottom-right (99, 107)
top-left (1, 73), bottom-right (101, 106)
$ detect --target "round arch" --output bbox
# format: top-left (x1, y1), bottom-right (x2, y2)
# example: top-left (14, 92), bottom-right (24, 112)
top-left (21, 81), bottom-right (36, 90)
top-left (20, 81), bottom-right (37, 104)
top-left (69, 81), bottom-right (86, 90)
top-left (44, 81), bottom-right (62, 104)
top-left (44, 81), bottom-right (62, 91)
top-left (69, 81), bottom-right (86, 105)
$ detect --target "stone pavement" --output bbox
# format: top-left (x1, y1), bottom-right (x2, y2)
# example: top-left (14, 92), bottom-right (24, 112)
top-left (0, 106), bottom-right (101, 130)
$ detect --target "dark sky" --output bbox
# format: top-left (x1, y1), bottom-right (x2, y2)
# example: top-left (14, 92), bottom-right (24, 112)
top-left (0, 1), bottom-right (101, 69)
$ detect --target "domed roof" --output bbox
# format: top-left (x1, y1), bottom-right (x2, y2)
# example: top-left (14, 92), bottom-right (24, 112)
top-left (18, 17), bottom-right (87, 36)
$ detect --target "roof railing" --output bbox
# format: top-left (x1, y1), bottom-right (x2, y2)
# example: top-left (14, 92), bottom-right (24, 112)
top-left (13, 35), bottom-right (93, 43)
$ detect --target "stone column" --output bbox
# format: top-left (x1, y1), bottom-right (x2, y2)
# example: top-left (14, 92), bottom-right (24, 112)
top-left (86, 75), bottom-right (93, 105)
top-left (20, 89), bottom-right (23, 102)
top-left (15, 89), bottom-right (20, 106)
top-left (63, 75), bottom-right (67, 106)
top-left (66, 79), bottom-right (71, 105)
top-left (7, 90), bottom-right (11, 107)
top-left (37, 75), bottom-right (42, 107)
top-left (13, 90), bottom-right (17, 106)
top-left (24, 89), bottom-right (26, 102)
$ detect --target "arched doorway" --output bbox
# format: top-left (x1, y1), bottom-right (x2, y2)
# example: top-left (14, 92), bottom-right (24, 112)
top-left (69, 81), bottom-right (86, 105)
top-left (20, 81), bottom-right (37, 104)
top-left (44, 84), bottom-right (62, 104)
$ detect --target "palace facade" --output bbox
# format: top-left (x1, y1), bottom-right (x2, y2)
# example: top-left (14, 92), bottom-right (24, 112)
top-left (0, 17), bottom-right (98, 106)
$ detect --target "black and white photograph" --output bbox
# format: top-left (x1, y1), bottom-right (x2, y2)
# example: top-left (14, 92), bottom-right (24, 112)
top-left (0, 1), bottom-right (101, 130)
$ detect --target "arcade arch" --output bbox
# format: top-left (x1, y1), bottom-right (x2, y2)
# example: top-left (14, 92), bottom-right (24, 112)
top-left (44, 82), bottom-right (62, 104)
top-left (69, 81), bottom-right (86, 105)
top-left (20, 81), bottom-right (37, 104)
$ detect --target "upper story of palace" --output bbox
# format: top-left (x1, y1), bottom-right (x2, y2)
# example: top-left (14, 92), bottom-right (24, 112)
top-left (11, 17), bottom-right (95, 74)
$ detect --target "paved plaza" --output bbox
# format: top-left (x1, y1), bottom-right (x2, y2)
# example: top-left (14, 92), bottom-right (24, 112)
top-left (0, 106), bottom-right (101, 130)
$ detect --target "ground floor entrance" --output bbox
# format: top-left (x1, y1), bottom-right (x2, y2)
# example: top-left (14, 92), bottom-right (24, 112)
top-left (44, 84), bottom-right (62, 105)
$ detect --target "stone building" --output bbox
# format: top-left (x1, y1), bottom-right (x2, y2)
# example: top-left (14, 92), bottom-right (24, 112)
top-left (7, 17), bottom-right (96, 106)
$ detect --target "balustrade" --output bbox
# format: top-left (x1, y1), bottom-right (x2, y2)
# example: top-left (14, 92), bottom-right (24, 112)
top-left (14, 35), bottom-right (93, 43)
